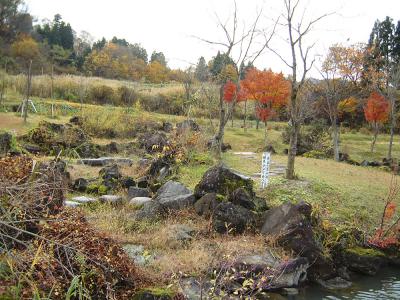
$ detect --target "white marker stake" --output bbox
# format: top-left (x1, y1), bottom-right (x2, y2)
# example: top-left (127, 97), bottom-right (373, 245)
top-left (261, 152), bottom-right (271, 189)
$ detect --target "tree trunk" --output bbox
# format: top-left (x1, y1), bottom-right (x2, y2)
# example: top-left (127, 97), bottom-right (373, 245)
top-left (371, 124), bottom-right (378, 153)
top-left (286, 121), bottom-right (299, 180)
top-left (388, 98), bottom-right (396, 159)
top-left (213, 85), bottom-right (226, 159)
top-left (264, 120), bottom-right (268, 146)
top-left (24, 60), bottom-right (32, 123)
top-left (332, 120), bottom-right (340, 162)
top-left (51, 64), bottom-right (55, 118)
top-left (231, 106), bottom-right (234, 127)
top-left (243, 100), bottom-right (247, 132)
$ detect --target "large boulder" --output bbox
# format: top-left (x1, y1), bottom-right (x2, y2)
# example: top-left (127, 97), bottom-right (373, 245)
top-left (261, 202), bottom-right (336, 281)
top-left (154, 181), bottom-right (195, 210)
top-left (194, 165), bottom-right (254, 198)
top-left (233, 253), bottom-right (309, 289)
top-left (134, 201), bottom-right (166, 221)
top-left (212, 202), bottom-right (256, 234)
top-left (340, 247), bottom-right (387, 276)
top-left (194, 193), bottom-right (219, 217)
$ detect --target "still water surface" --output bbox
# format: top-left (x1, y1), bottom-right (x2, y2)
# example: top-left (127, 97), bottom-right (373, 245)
top-left (291, 268), bottom-right (400, 300)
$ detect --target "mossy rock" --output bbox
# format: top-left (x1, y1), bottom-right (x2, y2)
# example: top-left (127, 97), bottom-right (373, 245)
top-left (0, 131), bottom-right (21, 155)
top-left (345, 247), bottom-right (386, 258)
top-left (216, 194), bottom-right (226, 202)
top-left (342, 246), bottom-right (387, 275)
top-left (86, 183), bottom-right (109, 195)
top-left (132, 287), bottom-right (174, 300)
top-left (194, 164), bottom-right (254, 198)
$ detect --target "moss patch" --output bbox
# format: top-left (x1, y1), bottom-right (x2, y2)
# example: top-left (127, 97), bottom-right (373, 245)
top-left (132, 287), bottom-right (175, 300)
top-left (345, 247), bottom-right (386, 257)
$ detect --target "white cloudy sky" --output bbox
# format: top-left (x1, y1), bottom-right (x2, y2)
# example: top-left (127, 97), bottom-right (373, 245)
top-left (25, 0), bottom-right (400, 76)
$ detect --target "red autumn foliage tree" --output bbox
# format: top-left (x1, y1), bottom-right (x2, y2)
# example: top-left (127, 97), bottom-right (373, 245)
top-left (223, 80), bottom-right (247, 103)
top-left (241, 68), bottom-right (290, 143)
top-left (364, 91), bottom-right (389, 152)
top-left (368, 176), bottom-right (400, 250)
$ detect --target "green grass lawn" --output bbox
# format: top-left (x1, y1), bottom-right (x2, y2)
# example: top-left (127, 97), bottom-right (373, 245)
top-left (221, 124), bottom-right (400, 231)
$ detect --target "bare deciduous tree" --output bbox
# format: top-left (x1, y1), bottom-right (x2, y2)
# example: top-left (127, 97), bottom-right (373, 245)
top-left (267, 0), bottom-right (332, 179)
top-left (319, 54), bottom-right (354, 161)
top-left (182, 67), bottom-right (197, 119)
top-left (196, 1), bottom-right (275, 158)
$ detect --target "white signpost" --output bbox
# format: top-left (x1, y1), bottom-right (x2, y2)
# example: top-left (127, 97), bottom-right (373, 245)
top-left (260, 152), bottom-right (271, 189)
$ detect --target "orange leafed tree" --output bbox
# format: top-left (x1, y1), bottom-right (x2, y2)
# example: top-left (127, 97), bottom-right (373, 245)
top-left (241, 68), bottom-right (290, 143)
top-left (364, 91), bottom-right (389, 152)
top-left (223, 80), bottom-right (246, 103)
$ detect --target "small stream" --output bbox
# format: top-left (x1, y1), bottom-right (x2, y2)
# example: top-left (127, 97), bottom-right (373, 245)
top-left (291, 268), bottom-right (400, 299)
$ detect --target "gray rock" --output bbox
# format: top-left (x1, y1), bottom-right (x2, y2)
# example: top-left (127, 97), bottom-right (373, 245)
top-left (0, 132), bottom-right (13, 155)
top-left (194, 193), bottom-right (219, 216)
top-left (234, 253), bottom-right (309, 289)
top-left (340, 248), bottom-right (387, 276)
top-left (261, 201), bottom-right (336, 281)
top-left (78, 157), bottom-right (133, 167)
top-left (23, 144), bottom-right (41, 154)
top-left (154, 181), bottom-right (195, 210)
top-left (65, 200), bottom-right (82, 207)
top-left (130, 197), bottom-right (152, 206)
top-left (70, 196), bottom-right (97, 203)
top-left (99, 164), bottom-right (122, 190)
top-left (122, 244), bottom-right (153, 266)
top-left (316, 277), bottom-right (352, 289)
top-left (212, 202), bottom-right (256, 234)
top-left (180, 277), bottom-right (211, 300)
top-left (162, 122), bottom-right (173, 132)
top-left (194, 164), bottom-right (254, 198)
top-left (137, 177), bottom-right (149, 188)
top-left (73, 178), bottom-right (89, 192)
top-left (99, 195), bottom-right (123, 204)
top-left (139, 132), bottom-right (168, 153)
top-left (128, 187), bottom-right (150, 199)
top-left (168, 224), bottom-right (195, 244)
top-left (228, 188), bottom-right (256, 210)
top-left (134, 201), bottom-right (166, 221)
top-left (121, 177), bottom-right (136, 189)
top-left (157, 166), bottom-right (170, 181)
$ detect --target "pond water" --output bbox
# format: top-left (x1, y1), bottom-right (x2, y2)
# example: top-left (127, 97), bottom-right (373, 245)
top-left (292, 268), bottom-right (400, 300)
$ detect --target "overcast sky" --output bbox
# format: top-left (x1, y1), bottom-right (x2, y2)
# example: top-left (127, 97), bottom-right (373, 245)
top-left (25, 0), bottom-right (400, 76)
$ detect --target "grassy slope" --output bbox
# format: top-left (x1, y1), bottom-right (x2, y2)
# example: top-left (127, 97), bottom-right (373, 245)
top-left (221, 125), bottom-right (399, 230)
